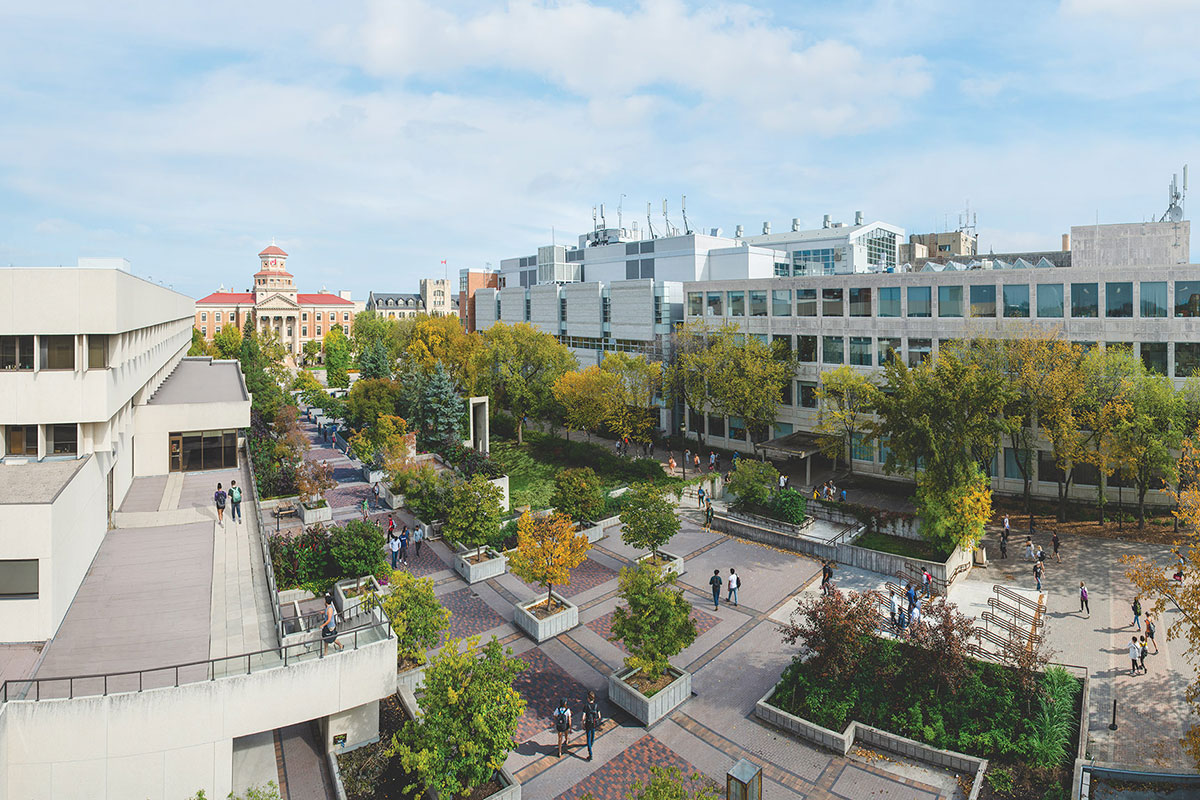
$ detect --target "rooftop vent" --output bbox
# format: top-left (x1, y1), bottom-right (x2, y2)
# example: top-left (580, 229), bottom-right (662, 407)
top-left (762, 221), bottom-right (771, 234)
top-left (823, 214), bottom-right (831, 229)
top-left (792, 218), bottom-right (801, 232)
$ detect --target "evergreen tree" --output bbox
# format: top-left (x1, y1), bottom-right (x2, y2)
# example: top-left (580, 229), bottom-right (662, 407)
top-left (240, 319), bottom-right (284, 422)
top-left (415, 362), bottom-right (465, 452)
top-left (358, 337), bottom-right (393, 381)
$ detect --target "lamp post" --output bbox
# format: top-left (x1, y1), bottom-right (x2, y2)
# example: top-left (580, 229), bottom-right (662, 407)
top-left (727, 759), bottom-right (762, 800)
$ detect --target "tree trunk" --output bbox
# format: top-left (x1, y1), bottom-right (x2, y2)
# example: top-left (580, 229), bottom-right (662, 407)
top-left (1097, 477), bottom-right (1105, 525)
top-left (1137, 482), bottom-right (1148, 529)
top-left (547, 583), bottom-right (554, 607)
top-left (517, 418), bottom-right (524, 445)
top-left (1056, 477), bottom-right (1067, 523)
top-left (1023, 474), bottom-right (1034, 533)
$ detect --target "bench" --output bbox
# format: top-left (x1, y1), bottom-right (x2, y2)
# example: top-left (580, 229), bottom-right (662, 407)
top-left (273, 502), bottom-right (299, 519)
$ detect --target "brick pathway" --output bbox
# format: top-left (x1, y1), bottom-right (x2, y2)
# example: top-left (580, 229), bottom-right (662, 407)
top-left (513, 647), bottom-right (592, 743)
top-left (439, 587), bottom-right (508, 644)
top-left (519, 558), bottom-right (618, 599)
top-left (552, 735), bottom-right (697, 800)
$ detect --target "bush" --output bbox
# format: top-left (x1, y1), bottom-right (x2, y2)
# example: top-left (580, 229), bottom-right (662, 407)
top-left (269, 525), bottom-right (332, 589)
top-left (380, 571), bottom-right (451, 666)
top-left (403, 464), bottom-right (456, 523)
top-left (446, 444), bottom-right (504, 479)
top-left (610, 564), bottom-right (697, 682)
top-left (770, 488), bottom-right (807, 524)
top-left (330, 519), bottom-right (388, 579)
top-left (551, 468), bottom-right (605, 524)
top-left (619, 482), bottom-right (680, 555)
top-left (727, 460), bottom-right (779, 508)
top-left (491, 411), bottom-right (516, 439)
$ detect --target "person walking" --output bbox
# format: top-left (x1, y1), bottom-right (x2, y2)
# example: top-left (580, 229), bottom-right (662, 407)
top-left (910, 601), bottom-right (922, 629)
top-left (905, 582), bottom-right (917, 619)
top-left (839, 488), bottom-right (847, 503)
top-left (372, 481), bottom-right (381, 511)
top-left (1079, 582), bottom-right (1090, 616)
top-left (1146, 616), bottom-right (1158, 654)
top-left (922, 569), bottom-right (932, 596)
top-left (812, 486), bottom-right (820, 500)
top-left (1003, 514), bottom-right (1010, 539)
top-left (889, 589), bottom-right (900, 629)
top-left (413, 522), bottom-right (424, 559)
top-left (1129, 636), bottom-right (1141, 675)
top-left (553, 699), bottom-right (572, 757)
top-left (1024, 538), bottom-right (1034, 561)
top-left (214, 483), bottom-right (227, 526)
top-left (822, 562), bottom-right (835, 596)
top-left (361, 497), bottom-right (370, 520)
top-left (1052, 530), bottom-right (1061, 562)
top-left (703, 499), bottom-right (714, 532)
top-left (389, 530), bottom-right (400, 570)
top-left (229, 480), bottom-right (243, 524)
top-left (727, 568), bottom-right (740, 607)
top-left (1133, 596), bottom-right (1143, 630)
top-left (321, 593), bottom-right (343, 655)
top-left (709, 569), bottom-right (722, 610)
top-left (387, 515), bottom-right (396, 538)
top-left (697, 484), bottom-right (706, 509)
top-left (999, 528), bottom-right (1008, 559)
top-left (709, 452), bottom-right (717, 472)
top-left (1139, 636), bottom-right (1149, 674)
top-left (777, 473), bottom-right (787, 493)
top-left (693, 452), bottom-right (701, 471)
top-left (398, 527), bottom-right (410, 566)
top-left (684, 449), bottom-right (691, 472)
top-left (581, 691), bottom-right (601, 761)
top-left (1036, 546), bottom-right (1047, 569)
top-left (668, 455), bottom-right (677, 475)
top-left (1033, 561), bottom-right (1043, 592)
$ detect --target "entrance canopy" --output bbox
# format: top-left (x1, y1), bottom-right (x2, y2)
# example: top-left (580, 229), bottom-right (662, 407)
top-left (756, 430), bottom-right (823, 461)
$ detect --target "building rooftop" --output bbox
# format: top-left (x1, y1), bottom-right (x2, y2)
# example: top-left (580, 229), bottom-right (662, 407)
top-left (0, 457), bottom-right (89, 505)
top-left (148, 358), bottom-right (248, 405)
top-left (258, 245), bottom-right (288, 257)
top-left (197, 291), bottom-right (255, 304)
top-left (297, 293), bottom-right (353, 305)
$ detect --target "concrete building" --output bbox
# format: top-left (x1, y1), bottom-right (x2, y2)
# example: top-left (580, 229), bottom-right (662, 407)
top-left (195, 245), bottom-right (356, 357)
top-left (366, 279), bottom-right (460, 320)
top-left (899, 229), bottom-right (978, 264)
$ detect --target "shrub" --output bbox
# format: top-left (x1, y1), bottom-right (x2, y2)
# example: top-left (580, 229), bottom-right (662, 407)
top-left (627, 766), bottom-right (720, 800)
top-left (330, 519), bottom-right (388, 579)
top-left (551, 467), bottom-right (605, 524)
top-left (380, 571), bottom-right (451, 667)
top-left (446, 444), bottom-right (504, 479)
top-left (269, 525), bottom-right (332, 589)
top-left (778, 588), bottom-right (881, 683)
top-left (610, 563), bottom-right (697, 682)
top-left (403, 464), bottom-right (456, 523)
top-left (727, 459), bottom-right (779, 508)
top-left (770, 488), bottom-right (807, 524)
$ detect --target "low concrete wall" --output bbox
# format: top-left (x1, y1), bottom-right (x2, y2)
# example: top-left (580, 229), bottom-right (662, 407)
top-left (710, 513), bottom-right (840, 563)
top-left (808, 500), bottom-right (921, 541)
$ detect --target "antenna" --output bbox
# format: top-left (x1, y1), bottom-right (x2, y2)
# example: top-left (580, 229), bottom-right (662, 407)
top-left (618, 194), bottom-right (625, 231)
top-left (1160, 164), bottom-right (1187, 223)
top-left (646, 202), bottom-right (656, 239)
top-left (592, 206), bottom-right (598, 233)
top-left (600, 203), bottom-right (606, 229)
top-left (681, 195), bottom-right (691, 235)
top-left (663, 199), bottom-right (673, 237)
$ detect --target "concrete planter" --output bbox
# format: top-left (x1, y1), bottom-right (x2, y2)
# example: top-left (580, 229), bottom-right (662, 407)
top-left (396, 662), bottom-right (426, 694)
top-left (362, 466), bottom-right (386, 484)
top-left (301, 500), bottom-right (333, 525)
top-left (578, 517), bottom-right (617, 543)
top-left (608, 666), bottom-right (691, 727)
top-left (513, 592), bottom-right (579, 642)
top-left (381, 484), bottom-right (405, 510)
top-left (454, 547), bottom-right (507, 584)
top-left (636, 549), bottom-right (684, 577)
top-left (334, 575), bottom-right (382, 618)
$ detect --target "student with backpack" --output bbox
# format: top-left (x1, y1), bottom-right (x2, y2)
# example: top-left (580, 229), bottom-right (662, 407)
top-left (703, 499), bottom-right (714, 532)
top-left (553, 698), bottom-right (572, 757)
top-left (727, 568), bottom-right (740, 607)
top-left (214, 483), bottom-right (227, 526)
top-left (1146, 616), bottom-right (1158, 654)
top-left (1133, 596), bottom-right (1143, 630)
top-left (229, 480), bottom-right (243, 523)
top-left (581, 691), bottom-right (601, 761)
top-left (709, 570), bottom-right (722, 610)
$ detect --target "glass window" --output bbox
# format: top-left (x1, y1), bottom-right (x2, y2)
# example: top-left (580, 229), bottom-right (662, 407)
top-left (1003, 284), bottom-right (1030, 318)
top-left (1037, 283), bottom-right (1064, 317)
top-left (0, 560), bottom-right (37, 598)
top-left (799, 381), bottom-right (818, 408)
top-left (39, 335), bottom-right (74, 370)
top-left (797, 335), bottom-right (817, 362)
top-left (878, 287), bottom-right (900, 317)
top-left (750, 333), bottom-right (768, 345)
top-left (849, 288), bottom-right (872, 317)
top-left (1004, 448), bottom-right (1031, 480)
top-left (689, 411), bottom-right (704, 434)
top-left (201, 327), bottom-right (207, 336)
top-left (907, 286), bottom-right (932, 317)
top-left (727, 291), bottom-right (745, 317)
top-left (970, 284), bottom-right (996, 317)
top-left (849, 336), bottom-right (872, 366)
top-left (200, 312), bottom-right (207, 322)
top-left (687, 292), bottom-right (702, 316)
top-left (1142, 342), bottom-right (1167, 375)
top-left (822, 335), bottom-right (844, 364)
top-left (772, 335), bottom-right (792, 358)
top-left (626, 260), bottom-right (639, 280)
top-left (302, 326), bottom-right (308, 337)
top-left (1071, 283), bottom-right (1099, 318)
top-left (1141, 282), bottom-right (1168, 318)
top-left (1106, 341), bottom-right (1133, 354)
top-left (87, 335), bottom-right (108, 369)
top-left (851, 433), bottom-right (874, 462)
top-left (749, 290), bottom-right (768, 317)
top-left (1177, 281), bottom-right (1200, 317)
top-left (1106, 282), bottom-right (1133, 318)
top-left (795, 288), bottom-right (817, 316)
top-left (774, 262), bottom-right (790, 277)
top-left (707, 416), bottom-right (725, 438)
top-left (780, 381), bottom-right (793, 405)
top-left (0, 336), bottom-right (34, 370)
top-left (908, 338), bottom-right (931, 367)
top-left (1038, 451), bottom-right (1064, 484)
top-left (215, 312), bottom-right (222, 322)
top-left (49, 424), bottom-right (77, 455)
top-left (640, 259), bottom-right (655, 279)
top-left (302, 312), bottom-right (308, 321)
top-left (772, 289), bottom-right (791, 316)
top-left (343, 312), bottom-right (350, 322)
top-left (1176, 343), bottom-right (1200, 377)
top-left (706, 292), bottom-right (724, 316)
top-left (6, 425), bottom-right (37, 456)
top-left (317, 326), bottom-right (322, 336)
top-left (774, 422), bottom-right (794, 439)
top-left (822, 288), bottom-right (843, 316)
top-left (728, 416), bottom-right (747, 441)
top-left (878, 337), bottom-right (900, 365)
top-left (938, 286), bottom-right (963, 317)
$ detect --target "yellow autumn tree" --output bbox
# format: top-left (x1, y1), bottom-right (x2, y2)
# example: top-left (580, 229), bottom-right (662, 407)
top-left (815, 364), bottom-right (880, 474)
top-left (508, 511), bottom-right (591, 610)
top-left (405, 314), bottom-right (482, 394)
top-left (552, 366), bottom-right (621, 441)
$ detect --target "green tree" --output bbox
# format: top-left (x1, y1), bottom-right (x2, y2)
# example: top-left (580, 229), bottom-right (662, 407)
top-left (380, 571), bottom-right (451, 667)
top-left (550, 467), bottom-right (605, 524)
top-left (349, 414), bottom-right (410, 472)
top-left (508, 511), bottom-right (591, 606)
top-left (552, 366), bottom-right (620, 441)
top-left (445, 474), bottom-right (504, 558)
top-left (618, 482), bottom-right (680, 559)
top-left (814, 365), bottom-right (880, 474)
top-left (610, 563), bottom-right (697, 682)
top-left (914, 463), bottom-right (993, 553)
top-left (413, 362), bottom-right (466, 453)
top-left (400, 462), bottom-right (456, 521)
top-left (188, 326), bottom-right (212, 356)
top-left (212, 323), bottom-right (243, 360)
top-left (478, 322), bottom-right (578, 443)
top-left (324, 326), bottom-right (352, 389)
top-left (601, 351), bottom-right (662, 445)
top-left (404, 313), bottom-right (482, 393)
top-left (330, 518), bottom-right (387, 579)
top-left (345, 378), bottom-right (403, 431)
top-left (389, 636), bottom-right (526, 799)
top-left (1117, 369), bottom-right (1181, 527)
top-left (1078, 346), bottom-right (1138, 523)
top-left (239, 320), bottom-right (284, 422)
top-left (708, 324), bottom-right (795, 449)
top-left (663, 320), bottom-right (717, 449)
top-left (358, 337), bottom-right (393, 381)
top-left (726, 459), bottom-right (780, 509)
top-left (626, 767), bottom-right (720, 800)
top-left (301, 338), bottom-right (322, 367)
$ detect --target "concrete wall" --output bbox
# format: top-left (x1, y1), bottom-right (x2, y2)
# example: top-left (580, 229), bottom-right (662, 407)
top-left (133, 399), bottom-right (251, 477)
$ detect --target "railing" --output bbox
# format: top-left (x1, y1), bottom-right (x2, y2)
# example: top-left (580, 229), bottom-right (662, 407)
top-left (244, 440), bottom-right (284, 646)
top-left (993, 584), bottom-right (1043, 616)
top-left (987, 596), bottom-right (1044, 630)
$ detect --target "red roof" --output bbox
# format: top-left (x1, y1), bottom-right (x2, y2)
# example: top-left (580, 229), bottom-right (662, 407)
top-left (258, 245), bottom-right (288, 257)
top-left (254, 269), bottom-right (294, 278)
top-left (299, 293), bottom-right (353, 305)
top-left (197, 292), bottom-right (254, 304)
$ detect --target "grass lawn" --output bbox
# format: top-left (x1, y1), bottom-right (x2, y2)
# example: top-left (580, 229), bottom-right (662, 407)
top-left (853, 530), bottom-right (950, 562)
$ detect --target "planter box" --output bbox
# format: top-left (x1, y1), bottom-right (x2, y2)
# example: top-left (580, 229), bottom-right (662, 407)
top-left (636, 549), bottom-right (684, 577)
top-left (301, 501), bottom-right (333, 525)
top-left (335, 575), bottom-right (382, 618)
top-left (608, 666), bottom-right (691, 727)
top-left (396, 662), bottom-right (426, 694)
top-left (577, 521), bottom-right (606, 543)
top-left (362, 466), bottom-right (386, 484)
top-left (454, 547), bottom-right (507, 584)
top-left (513, 592), bottom-right (579, 642)
top-left (381, 484), bottom-right (405, 510)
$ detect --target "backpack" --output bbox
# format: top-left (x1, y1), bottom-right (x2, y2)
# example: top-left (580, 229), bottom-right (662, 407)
top-left (584, 702), bottom-right (601, 730)
top-left (554, 708), bottom-right (569, 732)
top-left (230, 487), bottom-right (242, 503)
top-left (214, 490), bottom-right (226, 508)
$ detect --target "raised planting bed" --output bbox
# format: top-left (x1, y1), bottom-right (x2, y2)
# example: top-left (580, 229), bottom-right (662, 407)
top-left (362, 466), bottom-right (386, 484)
top-left (513, 592), bottom-right (579, 643)
top-left (608, 666), bottom-right (691, 727)
top-left (635, 549), bottom-right (684, 577)
top-left (335, 575), bottom-right (382, 618)
top-left (577, 516), bottom-right (619, 543)
top-left (454, 547), bottom-right (507, 584)
top-left (380, 484), bottom-right (405, 510)
top-left (396, 658), bottom-right (426, 695)
top-left (301, 500), bottom-right (333, 525)
top-left (854, 530), bottom-right (950, 562)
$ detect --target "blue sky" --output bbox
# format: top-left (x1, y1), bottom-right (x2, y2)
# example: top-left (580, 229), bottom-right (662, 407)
top-left (2, 0), bottom-right (1199, 300)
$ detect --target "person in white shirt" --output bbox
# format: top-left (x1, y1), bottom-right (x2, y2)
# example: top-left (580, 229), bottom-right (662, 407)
top-left (727, 568), bottom-right (740, 606)
top-left (889, 589), bottom-right (900, 628)
top-left (1129, 637), bottom-right (1142, 675)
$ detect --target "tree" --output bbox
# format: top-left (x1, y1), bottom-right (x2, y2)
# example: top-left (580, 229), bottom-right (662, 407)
top-left (212, 323), bottom-right (243, 360)
top-left (663, 320), bottom-right (717, 449)
top-left (379, 571), bottom-right (451, 668)
top-left (349, 414), bottom-right (410, 473)
top-left (708, 325), bottom-right (795, 450)
top-left (814, 365), bottom-right (880, 474)
top-left (552, 366), bottom-right (621, 441)
top-left (1078, 346), bottom-right (1138, 523)
top-left (413, 362), bottom-right (466, 453)
top-left (239, 320), bottom-right (285, 422)
top-left (358, 337), bottom-right (393, 381)
top-left (610, 563), bottom-right (697, 682)
top-left (389, 636), bottom-right (526, 799)
top-left (294, 369), bottom-right (327, 407)
top-left (324, 326), bottom-right (352, 389)
top-left (405, 314), bottom-right (482, 393)
top-left (778, 587), bottom-right (879, 683)
top-left (627, 767), bottom-right (720, 800)
top-left (444, 474), bottom-right (504, 558)
top-left (478, 322), bottom-right (578, 443)
top-left (1117, 369), bottom-right (1181, 527)
top-left (301, 339), bottom-right (322, 367)
top-left (1033, 340), bottom-right (1087, 522)
top-left (550, 468), bottom-right (605, 525)
top-left (618, 482), bottom-right (680, 559)
top-left (906, 597), bottom-right (980, 695)
top-left (330, 518), bottom-right (387, 579)
top-left (400, 462), bottom-right (456, 521)
top-left (508, 511), bottom-right (591, 606)
top-left (726, 459), bottom-right (779, 509)
top-left (914, 463), bottom-right (993, 553)
top-left (297, 459), bottom-right (335, 508)
top-left (345, 378), bottom-right (403, 431)
top-left (188, 327), bottom-right (212, 357)
top-left (601, 352), bottom-right (662, 445)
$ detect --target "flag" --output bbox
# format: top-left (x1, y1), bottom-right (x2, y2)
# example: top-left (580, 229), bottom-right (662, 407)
top-left (440, 259), bottom-right (447, 264)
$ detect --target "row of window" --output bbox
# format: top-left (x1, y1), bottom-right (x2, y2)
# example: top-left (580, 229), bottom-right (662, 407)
top-left (199, 310), bottom-right (351, 323)
top-left (0, 335), bottom-right (108, 371)
top-left (686, 281), bottom-right (1192, 320)
top-left (500, 294), bottom-right (668, 326)
top-left (557, 335), bottom-right (658, 355)
top-left (5, 423), bottom-right (77, 457)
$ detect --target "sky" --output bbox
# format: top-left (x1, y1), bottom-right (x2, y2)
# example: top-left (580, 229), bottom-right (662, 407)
top-left (2, 0), bottom-right (1200, 300)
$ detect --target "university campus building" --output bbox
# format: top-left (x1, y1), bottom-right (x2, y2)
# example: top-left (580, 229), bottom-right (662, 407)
top-left (365, 278), bottom-right (459, 320)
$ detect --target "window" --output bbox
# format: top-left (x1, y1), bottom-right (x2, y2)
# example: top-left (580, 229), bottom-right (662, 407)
top-left (343, 312), bottom-right (350, 322)
top-left (851, 433), bottom-right (874, 462)
top-left (200, 312), bottom-right (208, 322)
top-left (0, 560), bottom-right (37, 598)
top-left (908, 338), bottom-right (931, 367)
top-left (707, 416), bottom-right (725, 438)
top-left (970, 284), bottom-right (996, 317)
top-left (938, 286), bottom-right (963, 317)
top-left (302, 326), bottom-right (308, 337)
top-left (1177, 281), bottom-right (1200, 317)
top-left (878, 337), bottom-right (900, 365)
top-left (171, 429), bottom-right (239, 472)
top-left (1004, 448), bottom-right (1031, 480)
top-left (49, 424), bottom-right (77, 456)
top-left (603, 296), bottom-right (611, 322)
top-left (1176, 343), bottom-right (1200, 377)
top-left (772, 334), bottom-right (792, 357)
top-left (39, 335), bottom-right (74, 370)
top-left (689, 411), bottom-right (704, 434)
top-left (1142, 342), bottom-right (1167, 375)
top-left (0, 336), bottom-right (34, 370)
top-left (792, 248), bottom-right (838, 276)
top-left (772, 290), bottom-right (791, 316)
top-left (626, 260), bottom-right (639, 280)
top-left (87, 336), bottom-right (107, 369)
top-left (799, 381), bottom-right (818, 408)
top-left (640, 259), bottom-right (655, 279)
top-left (215, 326), bottom-right (221, 335)
top-left (216, 312), bottom-right (222, 322)
top-left (849, 337), bottom-right (872, 366)
top-left (560, 298), bottom-right (567, 322)
top-left (1141, 282), bottom-right (1168, 318)
top-left (780, 381), bottom-right (793, 405)
top-left (317, 326), bottom-right (322, 336)
top-left (728, 416), bottom-right (747, 441)
top-left (749, 291), bottom-right (768, 317)
top-left (1003, 284), bottom-right (1030, 318)
top-left (822, 336), bottom-right (844, 364)
top-left (706, 292), bottom-right (724, 316)
top-left (907, 286), bottom-right (932, 317)
top-left (861, 227), bottom-right (897, 271)
top-left (797, 335), bottom-right (817, 362)
top-left (524, 298), bottom-right (531, 321)
top-left (1106, 342), bottom-right (1133, 354)
top-left (1037, 283), bottom-right (1064, 318)
top-left (1106, 282), bottom-right (1133, 318)
top-left (774, 262), bottom-right (790, 277)
top-left (1038, 451), bottom-right (1064, 484)
top-left (6, 425), bottom-right (36, 456)
top-left (774, 422), bottom-right (794, 439)
top-left (728, 291), bottom-right (745, 317)
top-left (1071, 283), bottom-right (1099, 318)
top-left (201, 327), bottom-right (207, 337)
top-left (316, 312), bottom-right (323, 321)
top-left (795, 288), bottom-right (817, 316)
top-left (849, 288), bottom-right (871, 317)
top-left (627, 243), bottom-right (640, 255)
top-left (878, 287), bottom-right (900, 317)
top-left (1074, 463), bottom-right (1099, 486)
top-left (302, 312), bottom-right (309, 321)
top-left (822, 288), bottom-right (843, 316)
top-left (641, 240), bottom-right (654, 254)
top-left (688, 292), bottom-right (703, 316)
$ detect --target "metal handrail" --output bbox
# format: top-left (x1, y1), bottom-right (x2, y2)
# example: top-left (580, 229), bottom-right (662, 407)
top-left (243, 439), bottom-right (283, 646)
top-left (987, 596), bottom-right (1044, 629)
top-left (993, 584), bottom-right (1043, 615)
